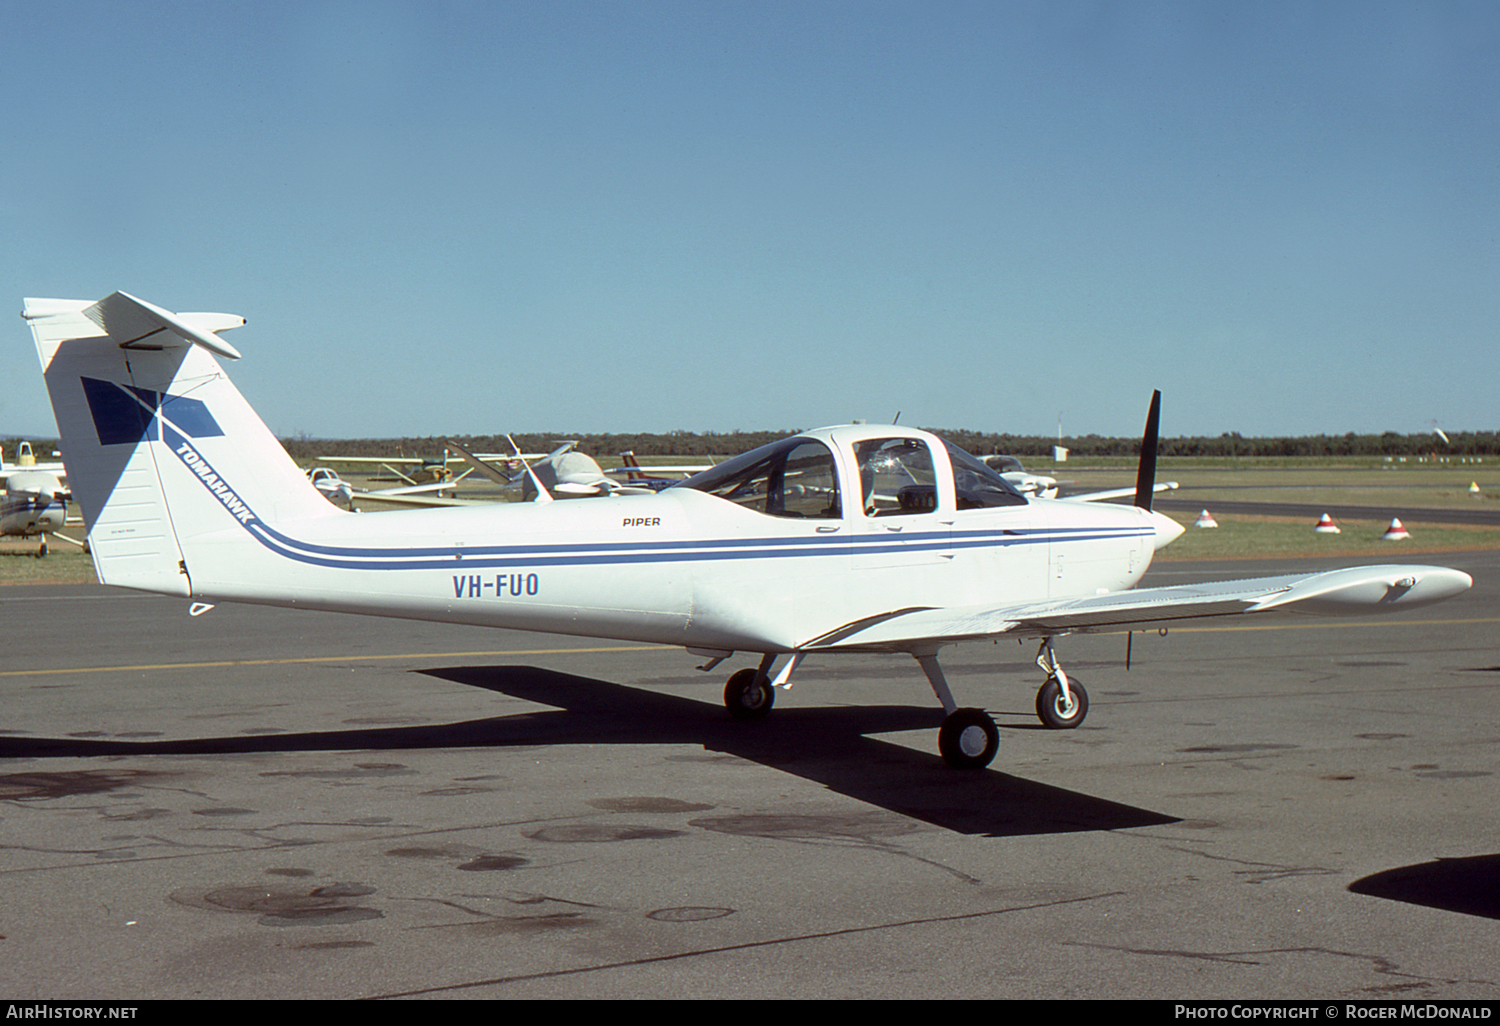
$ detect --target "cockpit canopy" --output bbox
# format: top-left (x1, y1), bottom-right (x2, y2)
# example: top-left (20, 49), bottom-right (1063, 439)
top-left (673, 429), bottom-right (1026, 519)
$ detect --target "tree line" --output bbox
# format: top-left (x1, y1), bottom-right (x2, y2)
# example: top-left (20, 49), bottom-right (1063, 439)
top-left (274, 428), bottom-right (1500, 464)
top-left (8, 431), bottom-right (1494, 466)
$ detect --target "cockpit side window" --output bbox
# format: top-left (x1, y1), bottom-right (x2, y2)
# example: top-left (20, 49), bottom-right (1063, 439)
top-left (678, 438), bottom-right (840, 519)
top-left (774, 441), bottom-right (842, 518)
top-left (855, 437), bottom-right (939, 516)
top-left (944, 441), bottom-right (1028, 509)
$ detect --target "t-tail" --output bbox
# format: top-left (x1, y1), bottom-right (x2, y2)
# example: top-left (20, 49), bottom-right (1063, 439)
top-left (24, 292), bottom-right (341, 596)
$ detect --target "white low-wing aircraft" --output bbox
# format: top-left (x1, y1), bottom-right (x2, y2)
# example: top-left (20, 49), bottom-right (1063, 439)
top-left (980, 453), bottom-right (1182, 503)
top-left (24, 293), bottom-right (1474, 770)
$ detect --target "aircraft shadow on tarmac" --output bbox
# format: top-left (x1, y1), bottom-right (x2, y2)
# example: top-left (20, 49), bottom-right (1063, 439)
top-left (0, 665), bottom-right (1178, 838)
top-left (1348, 854), bottom-right (1500, 920)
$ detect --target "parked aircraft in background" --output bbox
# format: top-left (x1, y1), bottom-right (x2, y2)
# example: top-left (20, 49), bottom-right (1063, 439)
top-left (447, 438), bottom-right (675, 500)
top-left (313, 452), bottom-right (467, 487)
top-left (314, 446), bottom-right (546, 493)
top-left (305, 466), bottom-right (353, 506)
top-left (303, 464), bottom-right (496, 509)
top-left (310, 441), bottom-right (678, 508)
top-left (980, 453), bottom-right (1179, 503)
top-left (25, 292), bottom-right (1474, 771)
top-left (2, 441), bottom-right (67, 476)
top-left (606, 451), bottom-right (715, 492)
top-left (981, 454), bottom-right (1061, 498)
top-left (1, 443), bottom-right (73, 555)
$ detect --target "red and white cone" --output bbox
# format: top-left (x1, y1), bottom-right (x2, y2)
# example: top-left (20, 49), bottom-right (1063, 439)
top-left (1382, 518), bottom-right (1411, 541)
top-left (1314, 513), bottom-right (1340, 534)
top-left (1193, 509), bottom-right (1218, 528)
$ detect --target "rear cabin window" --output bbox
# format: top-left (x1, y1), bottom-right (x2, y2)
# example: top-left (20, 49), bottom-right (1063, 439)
top-left (675, 438), bottom-right (841, 519)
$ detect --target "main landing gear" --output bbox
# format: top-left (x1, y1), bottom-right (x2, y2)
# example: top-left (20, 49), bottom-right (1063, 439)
top-left (915, 639), bottom-right (1089, 770)
top-left (723, 653), bottom-right (777, 721)
top-left (718, 639), bottom-right (1088, 771)
top-left (724, 666), bottom-right (774, 720)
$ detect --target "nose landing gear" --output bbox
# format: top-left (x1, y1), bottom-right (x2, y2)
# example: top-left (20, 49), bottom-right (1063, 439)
top-left (1034, 639), bottom-right (1088, 730)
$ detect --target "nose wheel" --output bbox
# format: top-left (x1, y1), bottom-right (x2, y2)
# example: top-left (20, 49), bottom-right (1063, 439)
top-left (1036, 675), bottom-right (1088, 729)
top-left (1034, 639), bottom-right (1088, 729)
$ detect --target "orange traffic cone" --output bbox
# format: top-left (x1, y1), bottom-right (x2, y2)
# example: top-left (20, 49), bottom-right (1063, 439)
top-left (1314, 513), bottom-right (1340, 534)
top-left (1382, 518), bottom-right (1410, 541)
top-left (1193, 510), bottom-right (1218, 528)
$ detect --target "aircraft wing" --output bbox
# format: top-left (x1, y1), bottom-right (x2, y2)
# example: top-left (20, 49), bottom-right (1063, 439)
top-left (604, 465), bottom-right (712, 476)
top-left (349, 492), bottom-right (493, 508)
top-left (1, 464), bottom-right (68, 481)
top-left (1063, 481), bottom-right (1178, 503)
top-left (801, 564), bottom-right (1473, 652)
top-left (317, 454), bottom-right (549, 465)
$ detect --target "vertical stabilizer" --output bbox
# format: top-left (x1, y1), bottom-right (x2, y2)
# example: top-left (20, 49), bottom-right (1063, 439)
top-left (24, 293), bottom-right (340, 596)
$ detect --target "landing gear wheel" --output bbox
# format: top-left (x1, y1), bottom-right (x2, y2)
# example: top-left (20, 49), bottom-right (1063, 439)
top-left (37, 538), bottom-right (47, 558)
top-left (724, 668), bottom-right (774, 720)
top-left (1036, 676), bottom-right (1088, 729)
top-left (938, 708), bottom-right (999, 770)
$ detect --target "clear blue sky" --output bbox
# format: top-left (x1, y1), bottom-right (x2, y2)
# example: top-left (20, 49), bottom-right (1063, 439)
top-left (4, 0), bottom-right (1496, 441)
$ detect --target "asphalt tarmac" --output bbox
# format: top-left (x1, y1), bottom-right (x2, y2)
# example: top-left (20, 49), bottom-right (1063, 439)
top-left (2, 550), bottom-right (1497, 1000)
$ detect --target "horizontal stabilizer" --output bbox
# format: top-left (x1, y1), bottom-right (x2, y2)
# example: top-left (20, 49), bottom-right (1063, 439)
top-left (80, 291), bottom-right (244, 359)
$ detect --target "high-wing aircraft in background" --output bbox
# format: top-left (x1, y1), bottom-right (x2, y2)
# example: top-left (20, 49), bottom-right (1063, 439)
top-left (1, 442), bottom-right (75, 555)
top-left (2, 441), bottom-right (67, 475)
top-left (313, 452), bottom-right (470, 487)
top-left (320, 441), bottom-right (653, 504)
top-left (315, 444), bottom-right (561, 488)
top-left (25, 292), bottom-right (1474, 770)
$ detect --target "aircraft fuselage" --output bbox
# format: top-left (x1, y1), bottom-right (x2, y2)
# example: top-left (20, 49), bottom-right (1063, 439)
top-left (175, 425), bottom-right (1168, 655)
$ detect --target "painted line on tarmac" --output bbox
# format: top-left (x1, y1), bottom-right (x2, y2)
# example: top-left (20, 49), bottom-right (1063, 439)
top-left (0, 644), bottom-right (673, 678)
top-left (7, 618), bottom-right (1496, 678)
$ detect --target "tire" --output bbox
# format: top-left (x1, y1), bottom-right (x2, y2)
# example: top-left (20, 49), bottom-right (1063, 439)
top-left (724, 668), bottom-right (774, 720)
top-left (1036, 676), bottom-right (1088, 729)
top-left (938, 708), bottom-right (999, 769)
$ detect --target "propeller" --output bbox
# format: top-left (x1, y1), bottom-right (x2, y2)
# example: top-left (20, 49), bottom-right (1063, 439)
top-left (1132, 390), bottom-right (1161, 512)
